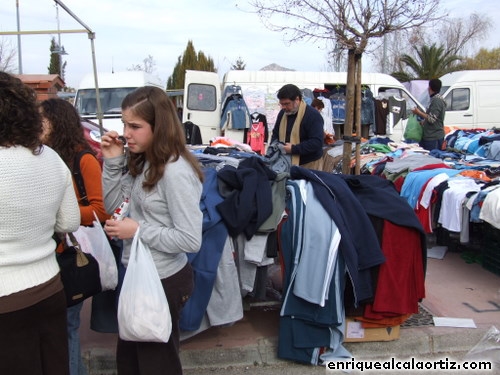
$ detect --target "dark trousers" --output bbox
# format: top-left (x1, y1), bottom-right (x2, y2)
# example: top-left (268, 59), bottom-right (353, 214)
top-left (419, 138), bottom-right (444, 151)
top-left (116, 263), bottom-right (194, 375)
top-left (0, 290), bottom-right (69, 375)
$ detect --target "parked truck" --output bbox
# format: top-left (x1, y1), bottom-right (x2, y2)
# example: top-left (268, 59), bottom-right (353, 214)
top-left (182, 69), bottom-right (424, 144)
top-left (439, 70), bottom-right (500, 130)
top-left (74, 71), bottom-right (164, 135)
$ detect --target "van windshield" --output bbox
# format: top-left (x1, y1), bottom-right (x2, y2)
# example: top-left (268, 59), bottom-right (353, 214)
top-left (75, 87), bottom-right (137, 116)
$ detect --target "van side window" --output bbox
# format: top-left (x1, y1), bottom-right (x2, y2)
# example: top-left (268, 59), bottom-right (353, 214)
top-left (187, 84), bottom-right (217, 112)
top-left (445, 88), bottom-right (470, 111)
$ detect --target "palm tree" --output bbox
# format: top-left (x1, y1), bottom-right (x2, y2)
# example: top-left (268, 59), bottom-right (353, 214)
top-left (392, 44), bottom-right (462, 81)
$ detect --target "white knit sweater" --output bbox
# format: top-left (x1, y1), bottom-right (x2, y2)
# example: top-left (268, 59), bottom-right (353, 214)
top-left (0, 146), bottom-right (80, 297)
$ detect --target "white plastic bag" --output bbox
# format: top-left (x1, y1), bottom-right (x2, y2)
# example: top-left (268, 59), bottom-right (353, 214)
top-left (117, 228), bottom-right (172, 343)
top-left (74, 212), bottom-right (118, 291)
top-left (465, 326), bottom-right (500, 367)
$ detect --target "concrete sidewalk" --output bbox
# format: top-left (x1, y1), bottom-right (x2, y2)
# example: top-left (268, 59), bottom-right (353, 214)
top-left (81, 251), bottom-right (500, 374)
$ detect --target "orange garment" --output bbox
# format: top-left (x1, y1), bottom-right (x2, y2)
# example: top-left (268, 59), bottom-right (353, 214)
top-left (57, 153), bottom-right (108, 253)
top-left (76, 153), bottom-right (109, 226)
top-left (458, 169), bottom-right (491, 182)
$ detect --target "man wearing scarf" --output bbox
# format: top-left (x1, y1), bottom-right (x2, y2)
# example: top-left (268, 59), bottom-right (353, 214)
top-left (271, 84), bottom-right (325, 170)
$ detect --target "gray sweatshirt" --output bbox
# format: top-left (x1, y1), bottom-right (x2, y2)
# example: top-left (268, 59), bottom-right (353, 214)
top-left (102, 154), bottom-right (203, 279)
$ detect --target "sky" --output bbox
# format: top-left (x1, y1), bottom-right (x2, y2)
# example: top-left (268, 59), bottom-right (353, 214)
top-left (1, 0), bottom-right (499, 89)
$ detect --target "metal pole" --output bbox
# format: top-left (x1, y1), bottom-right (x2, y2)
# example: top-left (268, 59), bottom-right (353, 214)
top-left (88, 32), bottom-right (103, 134)
top-left (55, 3), bottom-right (62, 78)
top-left (53, 0), bottom-right (103, 134)
top-left (16, 0), bottom-right (23, 74)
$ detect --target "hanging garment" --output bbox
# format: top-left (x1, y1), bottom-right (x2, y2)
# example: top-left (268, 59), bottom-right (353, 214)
top-left (278, 180), bottom-right (351, 365)
top-left (220, 94), bottom-right (251, 130)
top-left (318, 96), bottom-right (334, 135)
top-left (386, 96), bottom-right (407, 135)
top-left (183, 121), bottom-right (203, 145)
top-left (360, 88), bottom-right (375, 126)
top-left (374, 98), bottom-right (389, 135)
top-left (245, 113), bottom-right (268, 154)
top-left (331, 95), bottom-right (346, 125)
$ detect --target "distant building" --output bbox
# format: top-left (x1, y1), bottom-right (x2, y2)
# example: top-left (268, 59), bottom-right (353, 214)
top-left (259, 63), bottom-right (295, 71)
top-left (15, 74), bottom-right (65, 102)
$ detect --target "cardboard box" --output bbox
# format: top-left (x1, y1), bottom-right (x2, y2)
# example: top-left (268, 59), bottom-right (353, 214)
top-left (344, 318), bottom-right (400, 342)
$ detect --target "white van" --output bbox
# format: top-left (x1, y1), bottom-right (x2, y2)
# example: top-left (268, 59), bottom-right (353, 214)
top-left (182, 70), bottom-right (424, 144)
top-left (74, 71), bottom-right (164, 134)
top-left (440, 70), bottom-right (500, 130)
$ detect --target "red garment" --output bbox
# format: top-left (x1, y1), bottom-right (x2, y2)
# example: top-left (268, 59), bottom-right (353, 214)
top-left (414, 178), bottom-right (433, 233)
top-left (364, 220), bottom-right (425, 319)
top-left (246, 121), bottom-right (266, 154)
top-left (412, 163), bottom-right (451, 172)
top-left (355, 314), bottom-right (412, 328)
top-left (393, 176), bottom-right (405, 193)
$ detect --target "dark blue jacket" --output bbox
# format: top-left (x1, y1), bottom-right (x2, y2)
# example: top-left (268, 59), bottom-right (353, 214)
top-left (216, 157), bottom-right (276, 240)
top-left (338, 174), bottom-right (427, 273)
top-left (290, 166), bottom-right (386, 304)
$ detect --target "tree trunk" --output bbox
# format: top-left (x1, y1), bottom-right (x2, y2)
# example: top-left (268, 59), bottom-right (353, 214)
top-left (354, 53), bottom-right (362, 175)
top-left (342, 49), bottom-right (356, 174)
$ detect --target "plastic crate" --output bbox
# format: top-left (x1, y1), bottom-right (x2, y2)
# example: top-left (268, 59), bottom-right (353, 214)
top-left (482, 224), bottom-right (500, 276)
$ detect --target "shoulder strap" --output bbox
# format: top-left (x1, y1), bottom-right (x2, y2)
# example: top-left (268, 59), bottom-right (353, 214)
top-left (73, 150), bottom-right (94, 206)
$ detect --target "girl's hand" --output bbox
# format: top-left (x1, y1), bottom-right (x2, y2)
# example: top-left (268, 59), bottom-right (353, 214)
top-left (101, 131), bottom-right (125, 158)
top-left (104, 217), bottom-right (139, 239)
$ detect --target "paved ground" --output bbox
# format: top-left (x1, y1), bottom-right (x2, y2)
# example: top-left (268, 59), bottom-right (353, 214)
top-left (81, 249), bottom-right (500, 374)
top-left (182, 352), bottom-right (499, 375)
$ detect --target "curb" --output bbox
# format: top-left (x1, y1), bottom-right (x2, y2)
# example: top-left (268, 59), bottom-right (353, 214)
top-left (83, 326), bottom-right (491, 374)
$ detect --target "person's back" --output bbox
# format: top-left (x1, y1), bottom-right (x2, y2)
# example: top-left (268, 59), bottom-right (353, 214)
top-left (0, 71), bottom-right (80, 375)
top-left (0, 146), bottom-right (79, 293)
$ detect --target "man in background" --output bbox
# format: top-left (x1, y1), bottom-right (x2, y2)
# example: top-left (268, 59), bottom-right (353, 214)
top-left (271, 84), bottom-right (324, 169)
top-left (412, 78), bottom-right (446, 151)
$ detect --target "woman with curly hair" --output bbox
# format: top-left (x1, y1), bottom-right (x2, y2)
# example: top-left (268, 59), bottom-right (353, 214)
top-left (101, 86), bottom-right (204, 375)
top-left (0, 73), bottom-right (80, 374)
top-left (40, 97), bottom-right (110, 375)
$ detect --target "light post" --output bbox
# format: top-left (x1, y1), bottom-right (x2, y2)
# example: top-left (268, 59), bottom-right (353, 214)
top-left (16, 0), bottom-right (22, 74)
top-left (53, 3), bottom-right (67, 79)
top-left (50, 44), bottom-right (68, 79)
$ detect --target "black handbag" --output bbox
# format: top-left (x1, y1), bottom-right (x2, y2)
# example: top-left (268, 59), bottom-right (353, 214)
top-left (57, 232), bottom-right (102, 307)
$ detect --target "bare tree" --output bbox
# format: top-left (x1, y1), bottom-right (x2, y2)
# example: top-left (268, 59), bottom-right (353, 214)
top-left (373, 13), bottom-right (493, 78)
top-left (0, 38), bottom-right (17, 73)
top-left (246, 0), bottom-right (442, 173)
top-left (128, 55), bottom-right (156, 74)
top-left (440, 13), bottom-right (492, 57)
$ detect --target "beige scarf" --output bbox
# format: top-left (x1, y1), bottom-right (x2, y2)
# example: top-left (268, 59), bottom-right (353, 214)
top-left (278, 100), bottom-right (306, 166)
